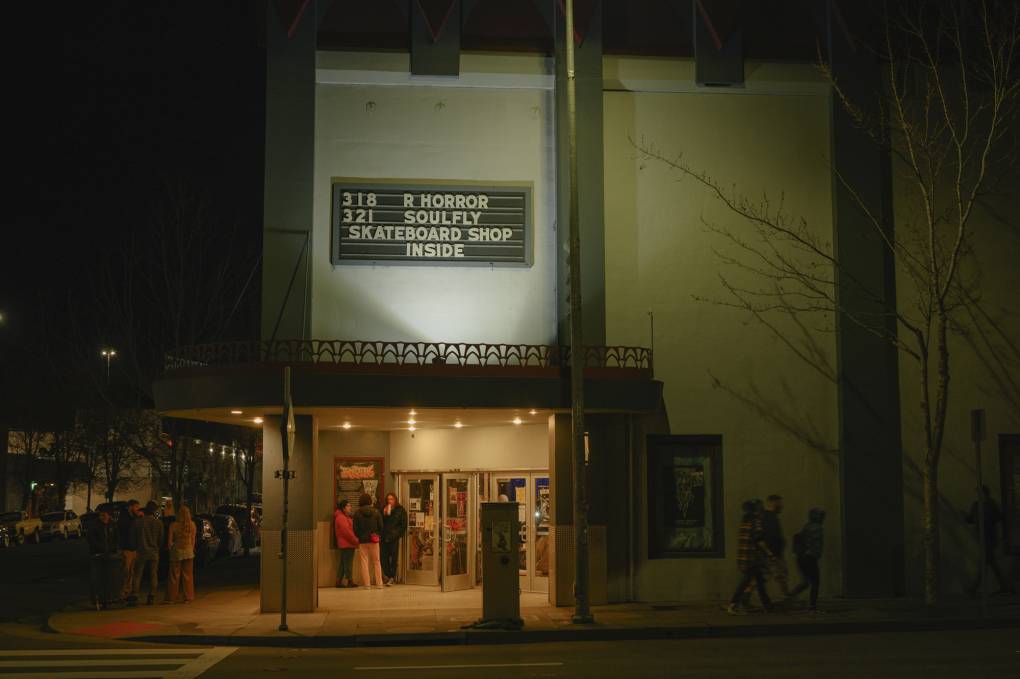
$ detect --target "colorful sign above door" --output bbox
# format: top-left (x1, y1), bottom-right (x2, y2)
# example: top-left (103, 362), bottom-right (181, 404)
top-left (331, 180), bottom-right (532, 265)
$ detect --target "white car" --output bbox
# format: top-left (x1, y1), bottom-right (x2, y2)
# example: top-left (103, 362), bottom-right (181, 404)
top-left (40, 510), bottom-right (83, 540)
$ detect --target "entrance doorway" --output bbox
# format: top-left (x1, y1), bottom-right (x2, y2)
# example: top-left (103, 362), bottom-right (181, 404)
top-left (491, 472), bottom-right (550, 594)
top-left (399, 470), bottom-right (549, 593)
top-left (402, 473), bottom-right (476, 592)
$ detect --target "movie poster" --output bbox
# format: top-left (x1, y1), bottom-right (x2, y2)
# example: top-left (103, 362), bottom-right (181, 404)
top-left (648, 436), bottom-right (723, 558)
top-left (334, 457), bottom-right (385, 509)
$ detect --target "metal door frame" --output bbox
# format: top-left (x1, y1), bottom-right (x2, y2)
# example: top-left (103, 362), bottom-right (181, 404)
top-left (440, 472), bottom-right (475, 591)
top-left (401, 473), bottom-right (440, 587)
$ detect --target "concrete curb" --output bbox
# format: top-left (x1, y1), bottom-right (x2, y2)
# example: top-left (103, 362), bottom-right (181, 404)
top-left (121, 616), bottom-right (1020, 648)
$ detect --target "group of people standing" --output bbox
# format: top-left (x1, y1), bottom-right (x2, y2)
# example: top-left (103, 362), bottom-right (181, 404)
top-left (727, 495), bottom-right (825, 615)
top-left (333, 492), bottom-right (407, 588)
top-left (86, 499), bottom-right (197, 609)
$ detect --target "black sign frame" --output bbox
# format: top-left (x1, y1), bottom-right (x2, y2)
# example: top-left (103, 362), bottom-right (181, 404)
top-left (330, 178), bottom-right (533, 266)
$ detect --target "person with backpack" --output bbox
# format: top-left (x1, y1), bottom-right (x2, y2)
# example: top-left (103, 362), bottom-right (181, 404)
top-left (727, 499), bottom-right (773, 615)
top-left (353, 493), bottom-right (385, 589)
top-left (789, 508), bottom-right (825, 611)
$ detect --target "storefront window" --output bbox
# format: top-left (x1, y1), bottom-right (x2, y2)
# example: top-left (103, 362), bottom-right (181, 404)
top-left (647, 435), bottom-right (724, 559)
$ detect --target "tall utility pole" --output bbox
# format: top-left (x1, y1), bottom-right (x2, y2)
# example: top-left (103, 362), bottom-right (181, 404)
top-left (565, 0), bottom-right (593, 625)
top-left (278, 367), bottom-right (296, 631)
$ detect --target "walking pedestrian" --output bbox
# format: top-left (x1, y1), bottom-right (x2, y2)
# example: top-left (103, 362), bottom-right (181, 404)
top-left (165, 505), bottom-right (196, 604)
top-left (118, 500), bottom-right (141, 599)
top-left (762, 494), bottom-right (790, 597)
top-left (353, 493), bottom-right (385, 589)
top-left (129, 501), bottom-right (163, 606)
top-left (334, 500), bottom-right (359, 588)
top-left (381, 493), bottom-right (407, 586)
top-left (727, 500), bottom-right (773, 615)
top-left (87, 508), bottom-right (121, 610)
top-left (789, 508), bottom-right (825, 611)
top-left (966, 486), bottom-right (1014, 596)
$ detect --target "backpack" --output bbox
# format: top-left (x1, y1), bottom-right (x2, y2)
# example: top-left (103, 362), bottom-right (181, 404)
top-left (792, 531), bottom-right (805, 556)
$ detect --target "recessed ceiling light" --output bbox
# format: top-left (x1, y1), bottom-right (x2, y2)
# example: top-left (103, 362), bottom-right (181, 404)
top-left (454, 422), bottom-right (464, 429)
top-left (513, 417), bottom-right (523, 425)
top-left (408, 425), bottom-right (416, 432)
top-left (409, 409), bottom-right (417, 416)
top-left (342, 422), bottom-right (352, 430)
top-left (407, 419), bottom-right (416, 425)
top-left (529, 409), bottom-right (537, 415)
top-left (230, 410), bottom-right (243, 415)
top-left (253, 417), bottom-right (264, 424)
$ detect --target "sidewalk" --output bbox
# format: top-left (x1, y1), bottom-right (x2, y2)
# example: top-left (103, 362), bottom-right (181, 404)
top-left (47, 564), bottom-right (1020, 648)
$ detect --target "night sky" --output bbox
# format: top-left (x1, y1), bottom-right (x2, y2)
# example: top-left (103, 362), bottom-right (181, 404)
top-left (2, 1), bottom-right (265, 419)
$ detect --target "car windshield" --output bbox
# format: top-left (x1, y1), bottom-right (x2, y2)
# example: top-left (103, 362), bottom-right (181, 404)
top-left (0, 513), bottom-right (21, 522)
top-left (42, 512), bottom-right (65, 522)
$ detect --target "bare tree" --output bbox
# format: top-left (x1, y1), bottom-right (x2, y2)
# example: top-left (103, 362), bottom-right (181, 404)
top-left (8, 429), bottom-right (50, 515)
top-left (86, 181), bottom-right (259, 508)
top-left (638, 0), bottom-right (1020, 604)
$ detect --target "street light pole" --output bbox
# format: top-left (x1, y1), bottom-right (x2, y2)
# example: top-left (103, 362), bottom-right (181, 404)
top-left (100, 348), bottom-right (117, 385)
top-left (564, 0), bottom-right (593, 625)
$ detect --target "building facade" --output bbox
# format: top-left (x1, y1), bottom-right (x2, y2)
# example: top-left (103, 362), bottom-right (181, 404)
top-left (153, 1), bottom-right (1019, 612)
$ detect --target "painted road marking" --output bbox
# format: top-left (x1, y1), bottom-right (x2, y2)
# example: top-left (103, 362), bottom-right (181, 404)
top-left (355, 662), bottom-right (565, 670)
top-left (0, 646), bottom-right (236, 679)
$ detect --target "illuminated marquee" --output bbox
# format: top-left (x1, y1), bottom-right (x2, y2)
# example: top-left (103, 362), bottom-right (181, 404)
top-left (331, 180), bottom-right (532, 265)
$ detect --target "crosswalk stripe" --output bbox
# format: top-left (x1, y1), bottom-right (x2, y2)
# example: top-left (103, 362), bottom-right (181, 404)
top-left (2, 649), bottom-right (206, 656)
top-left (0, 659), bottom-right (187, 667)
top-left (0, 647), bottom-right (237, 679)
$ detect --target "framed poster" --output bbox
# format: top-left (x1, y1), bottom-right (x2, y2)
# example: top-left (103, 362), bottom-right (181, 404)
top-left (334, 457), bottom-right (385, 510)
top-left (647, 435), bottom-right (724, 559)
top-left (1001, 435), bottom-right (1020, 555)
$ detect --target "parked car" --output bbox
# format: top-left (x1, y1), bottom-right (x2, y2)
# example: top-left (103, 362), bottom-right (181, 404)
top-left (40, 510), bottom-right (83, 540)
top-left (214, 504), bottom-right (261, 547)
top-left (94, 501), bottom-right (130, 522)
top-left (0, 511), bottom-right (43, 545)
top-left (194, 516), bottom-right (221, 568)
top-left (211, 514), bottom-right (242, 557)
top-left (79, 511), bottom-right (100, 533)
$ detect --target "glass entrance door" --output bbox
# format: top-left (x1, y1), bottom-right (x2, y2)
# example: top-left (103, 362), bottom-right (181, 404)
top-left (403, 474), bottom-right (439, 586)
top-left (492, 472), bottom-right (549, 593)
top-left (441, 473), bottom-right (474, 591)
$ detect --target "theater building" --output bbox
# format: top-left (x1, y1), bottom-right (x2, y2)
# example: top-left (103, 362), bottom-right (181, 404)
top-left (153, 1), bottom-right (1019, 613)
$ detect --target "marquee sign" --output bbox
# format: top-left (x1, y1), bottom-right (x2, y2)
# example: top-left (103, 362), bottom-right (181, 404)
top-left (331, 180), bottom-right (532, 265)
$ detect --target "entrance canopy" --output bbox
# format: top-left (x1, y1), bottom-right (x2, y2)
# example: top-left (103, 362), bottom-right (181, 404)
top-left (153, 340), bottom-right (661, 418)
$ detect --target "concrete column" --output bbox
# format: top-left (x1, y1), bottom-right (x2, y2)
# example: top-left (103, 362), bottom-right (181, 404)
top-left (261, 0), bottom-right (316, 341)
top-left (829, 6), bottom-right (904, 597)
top-left (548, 413), bottom-right (608, 606)
top-left (261, 414), bottom-right (318, 613)
top-left (554, 2), bottom-right (606, 346)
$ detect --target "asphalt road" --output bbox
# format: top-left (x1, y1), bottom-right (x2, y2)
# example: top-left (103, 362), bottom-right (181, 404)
top-left (0, 533), bottom-right (90, 623)
top-left (193, 630), bottom-right (1018, 678)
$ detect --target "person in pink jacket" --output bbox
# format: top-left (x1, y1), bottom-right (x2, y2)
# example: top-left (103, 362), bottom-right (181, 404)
top-left (334, 500), bottom-right (359, 588)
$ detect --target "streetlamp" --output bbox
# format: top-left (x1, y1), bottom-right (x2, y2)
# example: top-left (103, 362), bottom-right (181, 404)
top-left (100, 348), bottom-right (117, 384)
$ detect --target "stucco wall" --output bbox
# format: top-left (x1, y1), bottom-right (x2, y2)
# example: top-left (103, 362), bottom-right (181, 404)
top-left (389, 422), bottom-right (547, 472)
top-left (314, 428), bottom-right (391, 587)
top-left (894, 163), bottom-right (1020, 596)
top-left (312, 53), bottom-right (557, 345)
top-left (603, 59), bottom-right (842, 601)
